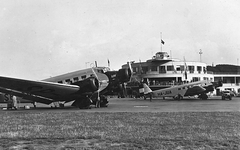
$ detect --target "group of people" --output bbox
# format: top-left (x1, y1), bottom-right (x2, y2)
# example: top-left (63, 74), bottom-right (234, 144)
top-left (7, 95), bottom-right (18, 110)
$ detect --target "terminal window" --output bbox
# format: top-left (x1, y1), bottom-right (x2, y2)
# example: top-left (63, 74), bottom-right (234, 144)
top-left (167, 65), bottom-right (174, 71)
top-left (188, 66), bottom-right (194, 73)
top-left (151, 66), bottom-right (158, 71)
top-left (159, 66), bottom-right (166, 73)
top-left (197, 66), bottom-right (202, 73)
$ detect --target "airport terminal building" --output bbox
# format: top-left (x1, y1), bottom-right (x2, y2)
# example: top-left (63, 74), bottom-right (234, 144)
top-left (122, 52), bottom-right (214, 85)
top-left (122, 52), bottom-right (240, 95)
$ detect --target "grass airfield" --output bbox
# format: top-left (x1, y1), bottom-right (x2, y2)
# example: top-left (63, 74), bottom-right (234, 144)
top-left (0, 97), bottom-right (240, 149)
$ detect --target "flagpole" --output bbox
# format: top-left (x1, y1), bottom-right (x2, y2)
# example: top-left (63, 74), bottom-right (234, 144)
top-left (160, 32), bottom-right (162, 52)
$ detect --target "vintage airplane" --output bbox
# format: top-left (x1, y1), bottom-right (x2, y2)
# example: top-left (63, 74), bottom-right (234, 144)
top-left (142, 80), bottom-right (222, 100)
top-left (0, 64), bottom-right (132, 109)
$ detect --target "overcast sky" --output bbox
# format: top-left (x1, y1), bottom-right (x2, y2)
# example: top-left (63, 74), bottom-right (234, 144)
top-left (0, 0), bottom-right (240, 80)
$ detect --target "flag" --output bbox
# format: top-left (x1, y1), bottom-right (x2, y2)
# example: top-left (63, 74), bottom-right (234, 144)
top-left (95, 61), bottom-right (98, 67)
top-left (161, 39), bottom-right (165, 45)
top-left (107, 59), bottom-right (110, 67)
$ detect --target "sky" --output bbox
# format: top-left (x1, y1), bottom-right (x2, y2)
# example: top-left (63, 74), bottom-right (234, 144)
top-left (0, 0), bottom-right (240, 80)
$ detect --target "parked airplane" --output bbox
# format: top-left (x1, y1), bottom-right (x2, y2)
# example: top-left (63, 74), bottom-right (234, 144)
top-left (0, 65), bottom-right (132, 109)
top-left (142, 80), bottom-right (222, 100)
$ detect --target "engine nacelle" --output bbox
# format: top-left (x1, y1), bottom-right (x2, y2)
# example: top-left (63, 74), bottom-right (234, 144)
top-left (73, 77), bottom-right (99, 93)
top-left (116, 68), bottom-right (132, 83)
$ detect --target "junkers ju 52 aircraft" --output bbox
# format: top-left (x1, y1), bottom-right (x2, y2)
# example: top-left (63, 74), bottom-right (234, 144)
top-left (0, 64), bottom-right (132, 109)
top-left (142, 80), bottom-right (222, 100)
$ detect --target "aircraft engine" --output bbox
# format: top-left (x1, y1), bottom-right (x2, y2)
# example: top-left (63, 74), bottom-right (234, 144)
top-left (116, 68), bottom-right (132, 83)
top-left (73, 77), bottom-right (99, 93)
top-left (103, 68), bottom-right (132, 97)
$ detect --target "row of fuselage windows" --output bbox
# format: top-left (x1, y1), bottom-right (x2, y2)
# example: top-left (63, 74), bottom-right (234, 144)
top-left (57, 74), bottom-right (91, 84)
top-left (177, 83), bottom-right (208, 91)
top-left (133, 65), bottom-right (206, 73)
top-left (57, 69), bottom-right (104, 84)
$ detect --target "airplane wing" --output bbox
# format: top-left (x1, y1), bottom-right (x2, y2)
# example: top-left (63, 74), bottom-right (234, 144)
top-left (0, 76), bottom-right (98, 103)
top-left (0, 87), bottom-right (54, 104)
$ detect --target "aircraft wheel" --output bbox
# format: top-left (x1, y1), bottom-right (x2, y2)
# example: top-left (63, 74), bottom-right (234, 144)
top-left (59, 103), bottom-right (64, 108)
top-left (175, 94), bottom-right (182, 100)
top-left (200, 94), bottom-right (208, 100)
top-left (179, 95), bottom-right (183, 100)
top-left (144, 95), bottom-right (146, 100)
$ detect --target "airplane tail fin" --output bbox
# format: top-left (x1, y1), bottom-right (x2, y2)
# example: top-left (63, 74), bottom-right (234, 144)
top-left (143, 83), bottom-right (152, 94)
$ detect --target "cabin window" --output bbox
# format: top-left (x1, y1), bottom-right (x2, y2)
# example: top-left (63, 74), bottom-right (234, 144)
top-left (73, 77), bottom-right (79, 82)
top-left (65, 79), bottom-right (71, 84)
top-left (58, 81), bottom-right (63, 84)
top-left (203, 77), bottom-right (208, 80)
top-left (167, 65), bottom-right (174, 71)
top-left (81, 75), bottom-right (86, 79)
top-left (178, 88), bottom-right (181, 90)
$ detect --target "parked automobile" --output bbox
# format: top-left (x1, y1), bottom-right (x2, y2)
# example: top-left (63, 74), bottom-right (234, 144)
top-left (221, 90), bottom-right (233, 100)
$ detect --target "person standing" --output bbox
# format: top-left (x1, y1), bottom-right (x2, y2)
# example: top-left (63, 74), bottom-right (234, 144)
top-left (12, 95), bottom-right (18, 110)
top-left (149, 93), bottom-right (152, 102)
top-left (95, 96), bottom-right (100, 108)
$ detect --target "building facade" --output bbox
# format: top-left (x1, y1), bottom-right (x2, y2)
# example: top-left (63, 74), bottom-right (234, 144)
top-left (208, 64), bottom-right (240, 95)
top-left (122, 52), bottom-right (214, 87)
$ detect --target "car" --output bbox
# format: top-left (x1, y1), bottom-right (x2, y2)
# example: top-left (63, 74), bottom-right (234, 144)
top-left (221, 90), bottom-right (232, 100)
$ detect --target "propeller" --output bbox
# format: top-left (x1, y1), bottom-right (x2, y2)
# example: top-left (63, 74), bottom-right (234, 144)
top-left (117, 62), bottom-right (133, 98)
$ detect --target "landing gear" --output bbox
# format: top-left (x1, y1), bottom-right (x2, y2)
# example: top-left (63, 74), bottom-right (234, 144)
top-left (59, 103), bottom-right (65, 108)
top-left (72, 95), bottom-right (108, 109)
top-left (174, 94), bottom-right (183, 100)
top-left (199, 93), bottom-right (208, 100)
top-left (50, 102), bottom-right (65, 108)
top-left (100, 95), bottom-right (108, 107)
top-left (32, 102), bottom-right (37, 108)
top-left (72, 97), bottom-right (92, 109)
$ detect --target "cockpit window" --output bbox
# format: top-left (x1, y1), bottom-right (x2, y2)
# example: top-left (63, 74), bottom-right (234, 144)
top-left (97, 69), bottom-right (104, 73)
